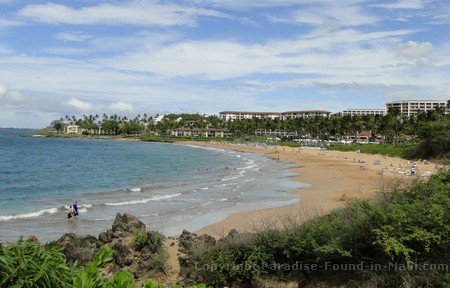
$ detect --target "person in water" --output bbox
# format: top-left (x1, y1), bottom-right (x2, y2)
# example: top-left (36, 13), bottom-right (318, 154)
top-left (72, 201), bottom-right (79, 217)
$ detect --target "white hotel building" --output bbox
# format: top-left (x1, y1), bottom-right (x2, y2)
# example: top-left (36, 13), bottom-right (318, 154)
top-left (385, 100), bottom-right (449, 117)
top-left (341, 109), bottom-right (387, 117)
top-left (219, 110), bottom-right (331, 122)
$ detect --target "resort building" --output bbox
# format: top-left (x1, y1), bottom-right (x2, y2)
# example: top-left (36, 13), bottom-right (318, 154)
top-left (341, 109), bottom-right (387, 117)
top-left (281, 110), bottom-right (331, 119)
top-left (170, 128), bottom-right (228, 138)
top-left (385, 100), bottom-right (449, 117)
top-left (219, 110), bottom-right (331, 122)
top-left (64, 125), bottom-right (81, 134)
top-left (219, 111), bottom-right (280, 122)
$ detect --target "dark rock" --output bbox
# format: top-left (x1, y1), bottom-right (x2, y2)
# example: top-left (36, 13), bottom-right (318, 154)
top-left (112, 240), bottom-right (132, 268)
top-left (112, 213), bottom-right (146, 233)
top-left (27, 235), bottom-right (39, 243)
top-left (98, 232), bottom-right (112, 244)
top-left (56, 233), bottom-right (102, 266)
top-left (178, 230), bottom-right (215, 255)
top-left (196, 233), bottom-right (216, 247)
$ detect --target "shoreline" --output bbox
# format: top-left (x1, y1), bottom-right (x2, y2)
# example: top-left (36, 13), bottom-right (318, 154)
top-left (2, 134), bottom-right (441, 242)
top-left (182, 141), bottom-right (441, 238)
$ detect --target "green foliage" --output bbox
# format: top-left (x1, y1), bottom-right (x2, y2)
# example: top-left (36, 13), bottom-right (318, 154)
top-left (105, 271), bottom-right (136, 288)
top-left (101, 120), bottom-right (120, 135)
top-left (121, 121), bottom-right (143, 135)
top-left (189, 169), bottom-right (450, 287)
top-left (143, 280), bottom-right (208, 288)
top-left (412, 120), bottom-right (450, 159)
top-left (72, 246), bottom-right (113, 288)
top-left (0, 238), bottom-right (73, 288)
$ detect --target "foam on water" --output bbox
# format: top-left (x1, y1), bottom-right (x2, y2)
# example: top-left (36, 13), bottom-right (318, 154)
top-left (105, 193), bottom-right (181, 206)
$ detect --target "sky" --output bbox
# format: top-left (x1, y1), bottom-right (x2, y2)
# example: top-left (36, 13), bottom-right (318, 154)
top-left (0, 0), bottom-right (449, 128)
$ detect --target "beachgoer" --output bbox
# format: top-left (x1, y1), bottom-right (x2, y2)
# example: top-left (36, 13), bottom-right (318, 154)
top-left (72, 201), bottom-right (79, 216)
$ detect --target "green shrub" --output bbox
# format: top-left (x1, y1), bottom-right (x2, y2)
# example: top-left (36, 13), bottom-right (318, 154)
top-left (105, 271), bottom-right (136, 288)
top-left (188, 169), bottom-right (450, 287)
top-left (72, 246), bottom-right (113, 288)
top-left (0, 238), bottom-right (73, 288)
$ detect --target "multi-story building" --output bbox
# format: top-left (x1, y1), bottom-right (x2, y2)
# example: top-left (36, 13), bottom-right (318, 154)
top-left (219, 111), bottom-right (281, 122)
top-left (341, 109), bottom-right (387, 117)
top-left (64, 125), bottom-right (81, 134)
top-left (219, 110), bottom-right (331, 122)
top-left (385, 100), bottom-right (449, 117)
top-left (281, 110), bottom-right (331, 119)
top-left (170, 128), bottom-right (228, 138)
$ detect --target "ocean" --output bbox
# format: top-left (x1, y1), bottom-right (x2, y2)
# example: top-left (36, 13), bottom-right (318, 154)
top-left (0, 129), bottom-right (304, 242)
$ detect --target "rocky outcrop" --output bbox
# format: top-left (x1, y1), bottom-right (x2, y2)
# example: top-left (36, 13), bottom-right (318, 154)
top-left (112, 213), bottom-right (146, 233)
top-left (178, 230), bottom-right (216, 255)
top-left (55, 213), bottom-right (169, 282)
top-left (56, 233), bottom-right (102, 266)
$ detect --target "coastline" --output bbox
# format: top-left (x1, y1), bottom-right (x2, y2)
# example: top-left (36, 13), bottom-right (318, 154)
top-left (182, 141), bottom-right (441, 238)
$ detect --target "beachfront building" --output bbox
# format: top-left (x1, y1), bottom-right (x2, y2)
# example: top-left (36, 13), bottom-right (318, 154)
top-left (64, 125), bottom-right (81, 134)
top-left (170, 128), bottom-right (228, 138)
top-left (219, 110), bottom-right (331, 122)
top-left (385, 100), bottom-right (449, 117)
top-left (219, 111), bottom-right (280, 122)
top-left (280, 110), bottom-right (331, 119)
top-left (341, 109), bottom-right (387, 117)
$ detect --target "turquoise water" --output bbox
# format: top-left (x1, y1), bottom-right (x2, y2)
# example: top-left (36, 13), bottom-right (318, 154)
top-left (0, 129), bottom-right (303, 242)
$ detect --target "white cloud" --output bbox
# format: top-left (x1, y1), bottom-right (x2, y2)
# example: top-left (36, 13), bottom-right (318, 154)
top-left (0, 45), bottom-right (13, 54)
top-left (66, 98), bottom-right (93, 111)
top-left (0, 18), bottom-right (22, 29)
top-left (397, 41), bottom-right (433, 58)
top-left (0, 86), bottom-right (26, 108)
top-left (54, 32), bottom-right (92, 42)
top-left (372, 0), bottom-right (424, 10)
top-left (286, 4), bottom-right (378, 27)
top-left (97, 28), bottom-right (417, 80)
top-left (110, 101), bottom-right (134, 113)
top-left (18, 1), bottom-right (229, 27)
top-left (6, 90), bottom-right (24, 103)
top-left (0, 83), bottom-right (6, 98)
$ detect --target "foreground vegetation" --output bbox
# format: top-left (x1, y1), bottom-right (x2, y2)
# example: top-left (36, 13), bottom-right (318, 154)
top-left (185, 169), bottom-right (450, 287)
top-left (0, 239), bottom-right (203, 288)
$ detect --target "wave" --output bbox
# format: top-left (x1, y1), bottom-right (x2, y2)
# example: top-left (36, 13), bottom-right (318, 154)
top-left (63, 204), bottom-right (92, 210)
top-left (221, 175), bottom-right (243, 181)
top-left (105, 193), bottom-right (181, 206)
top-left (0, 208), bottom-right (58, 221)
top-left (200, 187), bottom-right (209, 190)
top-left (237, 164), bottom-right (259, 170)
top-left (214, 183), bottom-right (237, 188)
top-left (199, 198), bottom-right (228, 207)
top-left (128, 187), bottom-right (142, 192)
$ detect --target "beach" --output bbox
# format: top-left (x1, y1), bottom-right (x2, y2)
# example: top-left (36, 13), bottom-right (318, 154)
top-left (186, 142), bottom-right (441, 238)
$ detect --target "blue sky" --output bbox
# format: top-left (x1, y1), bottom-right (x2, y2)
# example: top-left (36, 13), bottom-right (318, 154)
top-left (0, 0), bottom-right (449, 128)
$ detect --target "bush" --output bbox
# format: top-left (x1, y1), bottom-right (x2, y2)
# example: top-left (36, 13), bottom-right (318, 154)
top-left (0, 238), bottom-right (73, 288)
top-left (188, 169), bottom-right (450, 287)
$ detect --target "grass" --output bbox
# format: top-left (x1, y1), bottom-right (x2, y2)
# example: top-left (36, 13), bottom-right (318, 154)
top-left (328, 143), bottom-right (417, 158)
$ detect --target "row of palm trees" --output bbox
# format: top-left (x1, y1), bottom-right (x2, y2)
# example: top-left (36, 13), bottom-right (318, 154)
top-left (50, 108), bottom-right (449, 142)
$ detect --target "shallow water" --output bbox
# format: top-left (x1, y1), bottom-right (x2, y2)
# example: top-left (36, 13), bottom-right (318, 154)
top-left (0, 129), bottom-right (305, 242)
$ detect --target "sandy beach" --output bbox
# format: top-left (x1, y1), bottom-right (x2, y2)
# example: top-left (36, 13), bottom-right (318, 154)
top-left (184, 142), bottom-right (441, 238)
